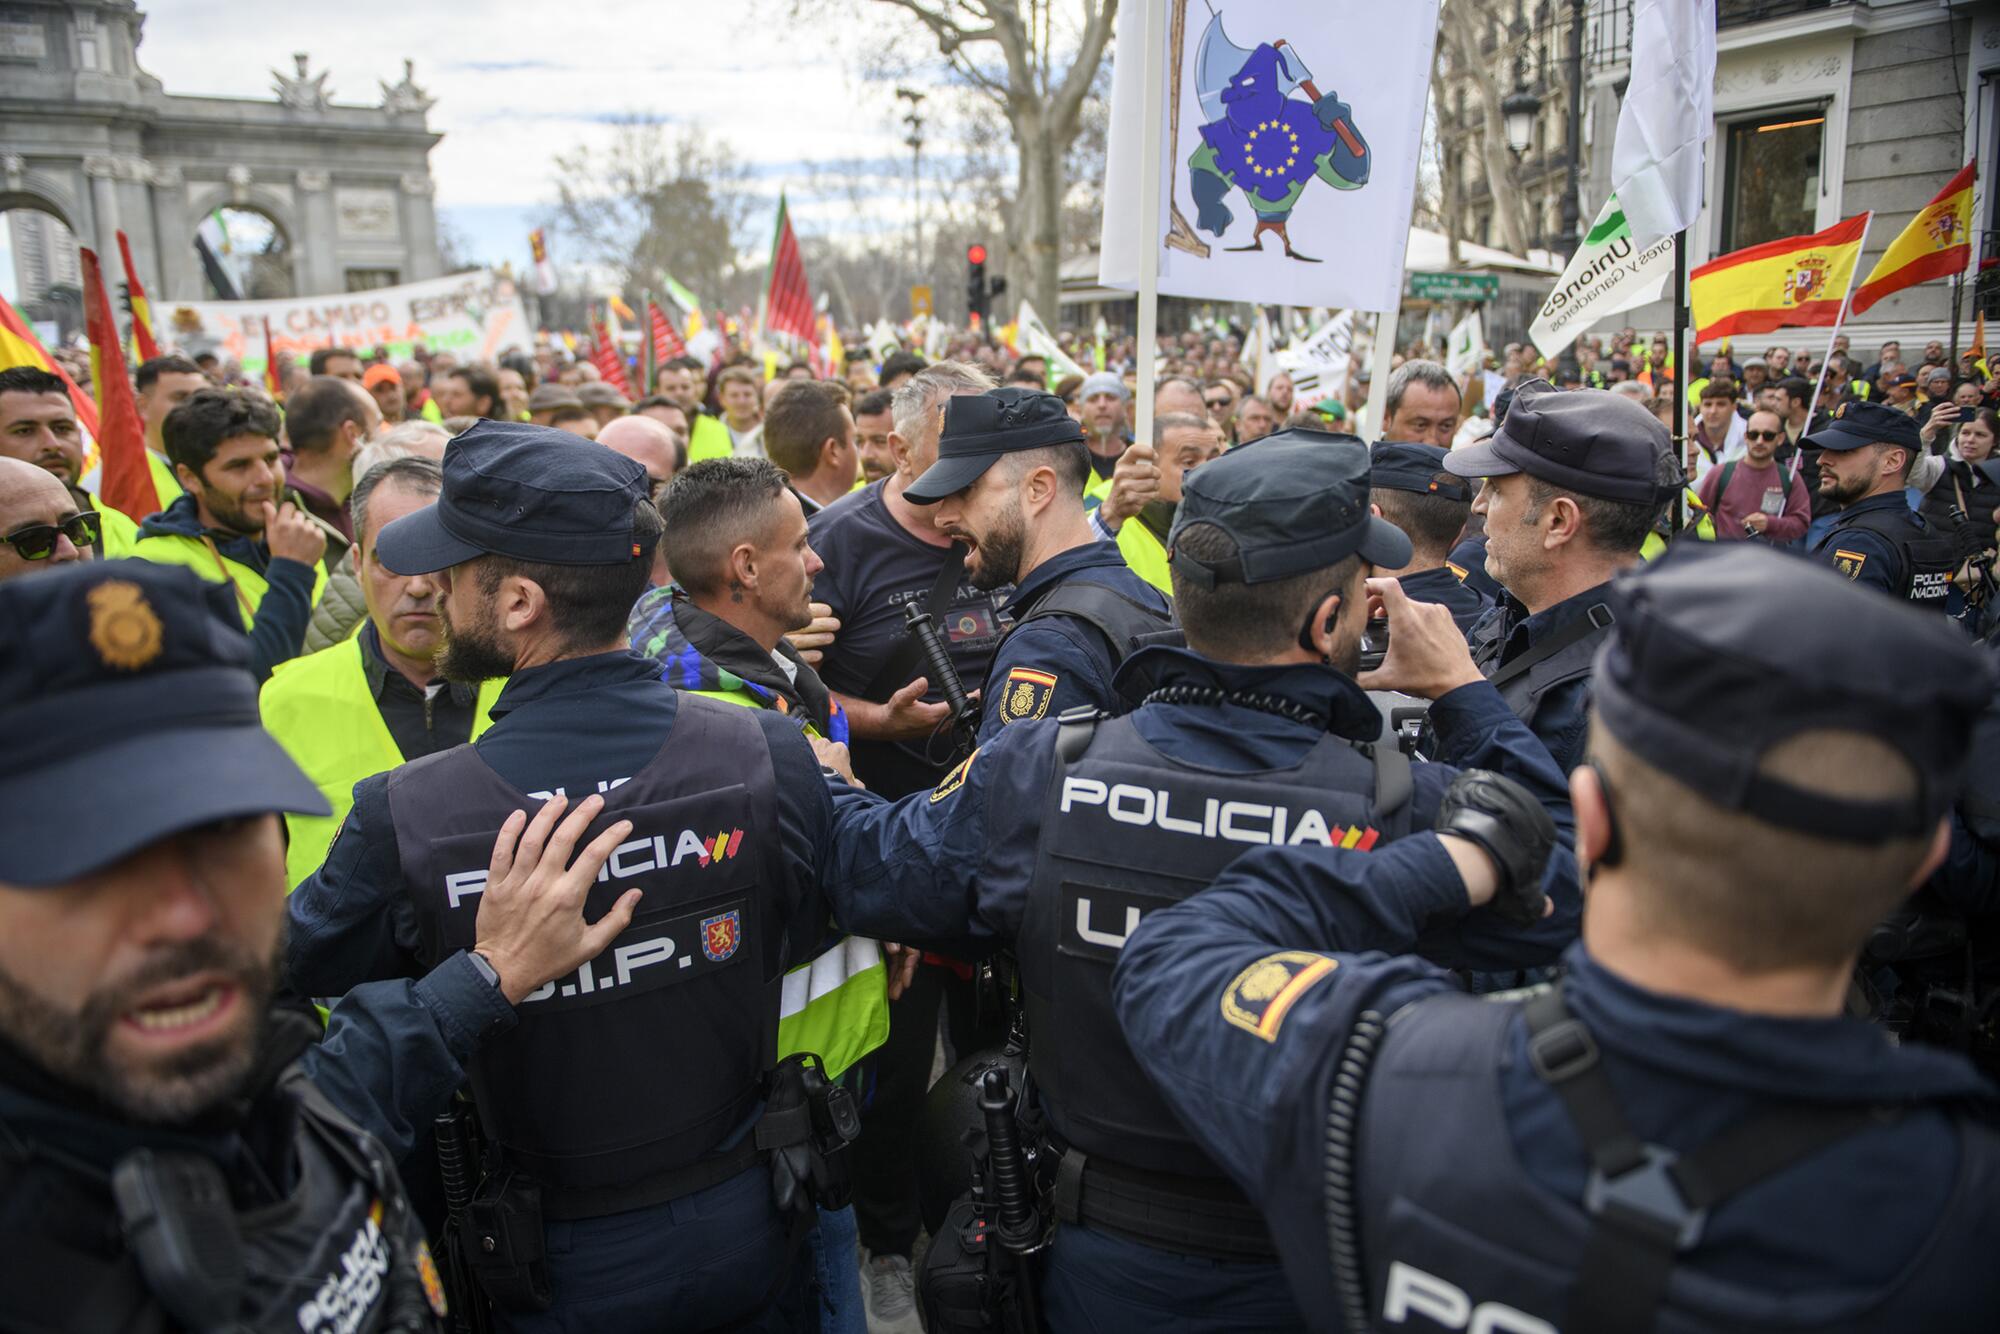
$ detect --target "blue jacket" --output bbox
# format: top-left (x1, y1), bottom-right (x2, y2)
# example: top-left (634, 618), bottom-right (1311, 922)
top-left (976, 540), bottom-right (1170, 742)
top-left (1810, 491), bottom-right (1920, 599)
top-left (1111, 838), bottom-right (2000, 1326)
top-left (285, 651), bottom-right (835, 1160)
top-left (135, 494), bottom-right (319, 682)
top-left (1467, 584), bottom-right (1610, 775)
top-left (1446, 531), bottom-right (1503, 603)
top-left (1397, 563), bottom-right (1491, 635)
top-left (824, 645), bottom-right (1581, 973)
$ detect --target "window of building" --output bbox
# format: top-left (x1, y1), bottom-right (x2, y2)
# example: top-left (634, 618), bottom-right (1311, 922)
top-left (1719, 109), bottom-right (1824, 253)
top-left (345, 268), bottom-right (400, 292)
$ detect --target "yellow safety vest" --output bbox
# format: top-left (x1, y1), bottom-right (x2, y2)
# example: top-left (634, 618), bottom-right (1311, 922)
top-left (260, 635), bottom-right (503, 888)
top-left (690, 682), bottom-right (889, 1078)
top-left (1084, 468), bottom-right (1114, 510)
top-left (1641, 487), bottom-right (1716, 561)
top-left (130, 530), bottom-right (329, 629)
top-left (1116, 518), bottom-right (1174, 596)
top-left (146, 449), bottom-right (184, 508)
top-left (87, 493), bottom-right (139, 557)
top-left (688, 413), bottom-right (733, 464)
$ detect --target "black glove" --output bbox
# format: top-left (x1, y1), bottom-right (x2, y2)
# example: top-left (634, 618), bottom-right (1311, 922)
top-left (1435, 769), bottom-right (1556, 926)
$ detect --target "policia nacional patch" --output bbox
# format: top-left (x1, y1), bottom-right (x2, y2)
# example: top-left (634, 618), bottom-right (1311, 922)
top-left (931, 750), bottom-right (978, 803)
top-left (998, 667), bottom-right (1057, 724)
top-left (1221, 951), bottom-right (1337, 1041)
top-left (1832, 549), bottom-right (1869, 581)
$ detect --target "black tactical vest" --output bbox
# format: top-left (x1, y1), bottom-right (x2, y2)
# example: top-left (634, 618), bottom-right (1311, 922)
top-left (1826, 505), bottom-right (1957, 610)
top-left (387, 697), bottom-right (780, 1206)
top-left (1022, 711), bottom-right (1402, 1175)
top-left (0, 1071), bottom-right (439, 1334)
top-left (1344, 993), bottom-right (2000, 1333)
top-left (988, 576), bottom-right (1177, 712)
top-left (1470, 600), bottom-right (1613, 730)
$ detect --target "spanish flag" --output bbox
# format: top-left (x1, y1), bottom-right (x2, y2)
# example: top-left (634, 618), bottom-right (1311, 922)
top-left (0, 288), bottom-right (102, 446)
top-left (262, 317), bottom-right (284, 400)
top-left (116, 230), bottom-right (160, 364)
top-left (1850, 161), bottom-right (1975, 316)
top-left (1690, 212), bottom-right (1871, 343)
top-left (80, 248), bottom-right (159, 521)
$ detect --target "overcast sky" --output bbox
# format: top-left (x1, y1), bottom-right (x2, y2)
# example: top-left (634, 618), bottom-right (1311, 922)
top-left (131, 0), bottom-right (933, 274)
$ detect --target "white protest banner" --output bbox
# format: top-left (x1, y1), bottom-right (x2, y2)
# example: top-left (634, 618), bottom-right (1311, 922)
top-left (1528, 194), bottom-right (1675, 360)
top-left (1015, 300), bottom-right (1088, 379)
top-left (1447, 310), bottom-right (1484, 380)
top-left (1100, 0), bottom-right (1439, 312)
top-left (1276, 308), bottom-right (1354, 401)
top-left (166, 270), bottom-right (529, 375)
top-left (866, 319), bottom-right (902, 365)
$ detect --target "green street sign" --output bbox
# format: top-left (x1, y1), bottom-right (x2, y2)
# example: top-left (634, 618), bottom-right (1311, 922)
top-left (1407, 271), bottom-right (1500, 302)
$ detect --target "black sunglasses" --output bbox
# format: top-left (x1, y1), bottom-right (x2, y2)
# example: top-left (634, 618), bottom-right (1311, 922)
top-left (4, 510), bottom-right (101, 560)
top-left (1745, 430), bottom-right (1783, 442)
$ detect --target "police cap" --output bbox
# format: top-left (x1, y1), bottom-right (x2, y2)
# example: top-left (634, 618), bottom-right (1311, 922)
top-left (0, 562), bottom-right (329, 886)
top-left (375, 419), bottom-right (653, 575)
top-left (904, 387), bottom-right (1086, 504)
top-left (1596, 543), bottom-right (1992, 841)
top-left (1369, 442), bottom-right (1472, 502)
top-left (1799, 399), bottom-right (1922, 454)
top-left (1445, 379), bottom-right (1674, 505)
top-left (1168, 430), bottom-right (1411, 587)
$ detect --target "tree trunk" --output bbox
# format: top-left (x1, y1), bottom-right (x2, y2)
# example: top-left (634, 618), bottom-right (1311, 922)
top-left (1006, 97), bottom-right (1068, 321)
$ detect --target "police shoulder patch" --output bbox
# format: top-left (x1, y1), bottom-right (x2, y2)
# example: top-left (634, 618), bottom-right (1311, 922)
top-left (998, 667), bottom-right (1057, 724)
top-left (930, 749), bottom-right (979, 803)
top-left (1220, 951), bottom-right (1338, 1042)
top-left (1832, 548), bottom-right (1869, 581)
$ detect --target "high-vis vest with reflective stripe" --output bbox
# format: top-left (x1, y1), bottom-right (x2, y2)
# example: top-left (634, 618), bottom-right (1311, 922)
top-left (132, 531), bottom-right (329, 629)
top-left (1116, 517), bottom-right (1174, 596)
top-left (1084, 468), bottom-right (1114, 510)
top-left (688, 682), bottom-right (888, 1077)
top-left (261, 635), bottom-right (503, 887)
top-left (688, 413), bottom-right (734, 464)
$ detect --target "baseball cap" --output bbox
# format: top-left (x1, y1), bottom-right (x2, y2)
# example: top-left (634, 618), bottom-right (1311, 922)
top-left (0, 563), bottom-right (329, 885)
top-left (1595, 543), bottom-right (1991, 840)
top-left (1444, 380), bottom-right (1674, 505)
top-left (1799, 399), bottom-right (1922, 454)
top-left (362, 363), bottom-right (402, 389)
top-left (1169, 430), bottom-right (1411, 587)
top-left (375, 419), bottom-right (653, 574)
top-left (905, 388), bottom-right (1088, 504)
top-left (1370, 442), bottom-right (1472, 502)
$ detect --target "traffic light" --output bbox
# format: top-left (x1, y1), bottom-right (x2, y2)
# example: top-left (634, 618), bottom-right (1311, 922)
top-left (966, 243), bottom-right (988, 326)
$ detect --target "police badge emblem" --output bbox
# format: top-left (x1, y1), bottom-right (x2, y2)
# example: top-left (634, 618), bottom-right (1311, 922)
top-left (701, 910), bottom-right (741, 961)
top-left (86, 579), bottom-right (164, 671)
top-left (1833, 548), bottom-right (1869, 581)
top-left (998, 666), bottom-right (1056, 723)
top-left (1220, 950), bottom-right (1337, 1042)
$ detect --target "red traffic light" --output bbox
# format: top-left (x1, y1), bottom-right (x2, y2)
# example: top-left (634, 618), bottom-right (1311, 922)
top-left (966, 244), bottom-right (987, 266)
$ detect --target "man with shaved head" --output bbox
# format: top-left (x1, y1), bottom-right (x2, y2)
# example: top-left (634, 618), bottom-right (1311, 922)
top-left (0, 455), bottom-right (96, 582)
top-left (599, 414), bottom-right (682, 501)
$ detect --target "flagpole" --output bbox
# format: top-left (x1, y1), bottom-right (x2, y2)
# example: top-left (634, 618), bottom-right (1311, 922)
top-left (1950, 272), bottom-right (1964, 369)
top-left (1806, 211), bottom-right (1874, 426)
top-left (1363, 308), bottom-right (1396, 436)
top-left (1671, 230), bottom-right (1688, 532)
top-left (1132, 0), bottom-right (1170, 457)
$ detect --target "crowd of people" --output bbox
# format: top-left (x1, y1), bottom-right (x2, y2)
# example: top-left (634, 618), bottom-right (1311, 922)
top-left (1, 307), bottom-right (1998, 1334)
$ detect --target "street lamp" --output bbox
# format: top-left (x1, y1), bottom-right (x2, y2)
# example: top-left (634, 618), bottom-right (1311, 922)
top-left (1502, 85), bottom-right (1541, 157)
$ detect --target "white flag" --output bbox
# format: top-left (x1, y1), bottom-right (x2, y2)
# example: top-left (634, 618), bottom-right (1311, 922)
top-left (866, 319), bottom-right (901, 364)
top-left (1276, 309), bottom-right (1354, 402)
top-left (1611, 0), bottom-right (1716, 243)
top-left (1529, 193), bottom-right (1675, 360)
top-left (1015, 300), bottom-right (1087, 380)
top-left (1446, 311), bottom-right (1484, 380)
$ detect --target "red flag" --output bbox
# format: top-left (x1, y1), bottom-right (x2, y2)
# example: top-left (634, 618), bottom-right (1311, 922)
top-left (763, 193), bottom-right (817, 349)
top-left (262, 318), bottom-right (284, 400)
top-left (590, 309), bottom-right (633, 395)
top-left (80, 249), bottom-right (158, 521)
top-left (648, 300), bottom-right (686, 364)
top-left (115, 231), bottom-right (160, 364)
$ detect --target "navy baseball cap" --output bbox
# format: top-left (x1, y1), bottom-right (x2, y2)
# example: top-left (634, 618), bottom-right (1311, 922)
top-left (1595, 543), bottom-right (1991, 841)
top-left (376, 419), bottom-right (654, 575)
top-left (905, 387), bottom-right (1087, 504)
top-left (1445, 380), bottom-right (1674, 505)
top-left (0, 562), bottom-right (329, 886)
top-left (1800, 399), bottom-right (1922, 454)
top-left (1169, 430), bottom-right (1411, 587)
top-left (1370, 442), bottom-right (1472, 503)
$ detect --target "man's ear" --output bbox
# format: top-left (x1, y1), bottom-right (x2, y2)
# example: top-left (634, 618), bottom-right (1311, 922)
top-left (497, 573), bottom-right (546, 634)
top-left (1543, 494), bottom-right (1584, 550)
top-left (728, 541), bottom-right (759, 593)
top-left (1571, 763), bottom-right (1611, 873)
top-left (1305, 589), bottom-right (1342, 659)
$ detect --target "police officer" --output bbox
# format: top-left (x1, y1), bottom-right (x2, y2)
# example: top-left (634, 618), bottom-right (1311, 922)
top-left (821, 430), bottom-right (1585, 1332)
top-left (1444, 379), bottom-right (1680, 774)
top-left (1806, 400), bottom-right (1957, 610)
top-left (286, 421), bottom-right (841, 1332)
top-left (1367, 441), bottom-right (1491, 633)
top-left (0, 561), bottom-right (628, 1331)
top-left (1113, 542), bottom-right (2000, 1332)
top-left (902, 387), bottom-right (1174, 741)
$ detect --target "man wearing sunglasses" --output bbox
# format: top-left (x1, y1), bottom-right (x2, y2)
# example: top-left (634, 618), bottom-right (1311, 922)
top-left (1694, 409), bottom-right (1812, 544)
top-left (0, 365), bottom-right (138, 556)
top-left (0, 455), bottom-right (99, 581)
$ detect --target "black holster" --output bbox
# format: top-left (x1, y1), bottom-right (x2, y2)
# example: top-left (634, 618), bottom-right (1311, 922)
top-left (758, 1053), bottom-right (860, 1216)
top-left (464, 1166), bottom-right (551, 1313)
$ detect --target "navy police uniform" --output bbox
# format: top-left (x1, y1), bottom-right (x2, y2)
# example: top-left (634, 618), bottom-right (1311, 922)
top-left (1368, 442), bottom-right (1491, 634)
top-left (286, 424), bottom-right (832, 1333)
top-left (903, 388), bottom-right (1174, 740)
top-left (824, 432), bottom-right (1585, 1333)
top-left (0, 562), bottom-right (453, 1333)
top-left (1805, 401), bottom-right (1956, 610)
top-left (1113, 543), bottom-right (2000, 1332)
top-left (1447, 381), bottom-right (1677, 775)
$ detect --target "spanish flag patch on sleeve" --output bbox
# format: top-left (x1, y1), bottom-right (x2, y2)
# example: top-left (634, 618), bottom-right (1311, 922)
top-left (1220, 952), bottom-right (1338, 1042)
top-left (1832, 549), bottom-right (1869, 581)
top-left (997, 667), bottom-right (1057, 724)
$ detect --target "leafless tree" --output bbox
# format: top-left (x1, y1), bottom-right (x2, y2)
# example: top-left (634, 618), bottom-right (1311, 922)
top-left (1435, 0), bottom-right (1535, 257)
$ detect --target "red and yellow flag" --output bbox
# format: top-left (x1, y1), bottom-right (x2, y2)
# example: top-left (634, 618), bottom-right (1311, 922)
top-left (116, 230), bottom-right (160, 364)
top-left (262, 317), bottom-right (284, 399)
top-left (0, 290), bottom-right (101, 442)
top-left (1690, 212), bottom-right (1871, 343)
top-left (1850, 161), bottom-right (1975, 316)
top-left (81, 248), bottom-right (159, 521)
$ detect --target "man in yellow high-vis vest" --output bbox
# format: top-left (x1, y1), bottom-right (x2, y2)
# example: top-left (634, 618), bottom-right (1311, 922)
top-left (131, 388), bottom-right (331, 680)
top-left (0, 367), bottom-right (138, 556)
top-left (261, 455), bottom-right (503, 889)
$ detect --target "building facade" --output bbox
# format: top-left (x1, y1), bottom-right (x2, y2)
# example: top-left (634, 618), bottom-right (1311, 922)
top-left (0, 0), bottom-right (442, 315)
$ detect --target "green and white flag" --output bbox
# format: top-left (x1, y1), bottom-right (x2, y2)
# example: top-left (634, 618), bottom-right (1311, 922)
top-left (1529, 194), bottom-right (1675, 360)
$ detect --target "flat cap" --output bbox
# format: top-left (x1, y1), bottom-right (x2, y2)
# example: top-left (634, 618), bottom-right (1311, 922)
top-left (1445, 380), bottom-right (1673, 505)
top-left (905, 388), bottom-right (1087, 504)
top-left (1169, 430), bottom-right (1410, 587)
top-left (528, 384), bottom-right (583, 413)
top-left (577, 381), bottom-right (633, 410)
top-left (1370, 442), bottom-right (1471, 502)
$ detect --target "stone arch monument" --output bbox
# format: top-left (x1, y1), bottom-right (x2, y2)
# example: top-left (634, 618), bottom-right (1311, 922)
top-left (0, 1), bottom-right (442, 307)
